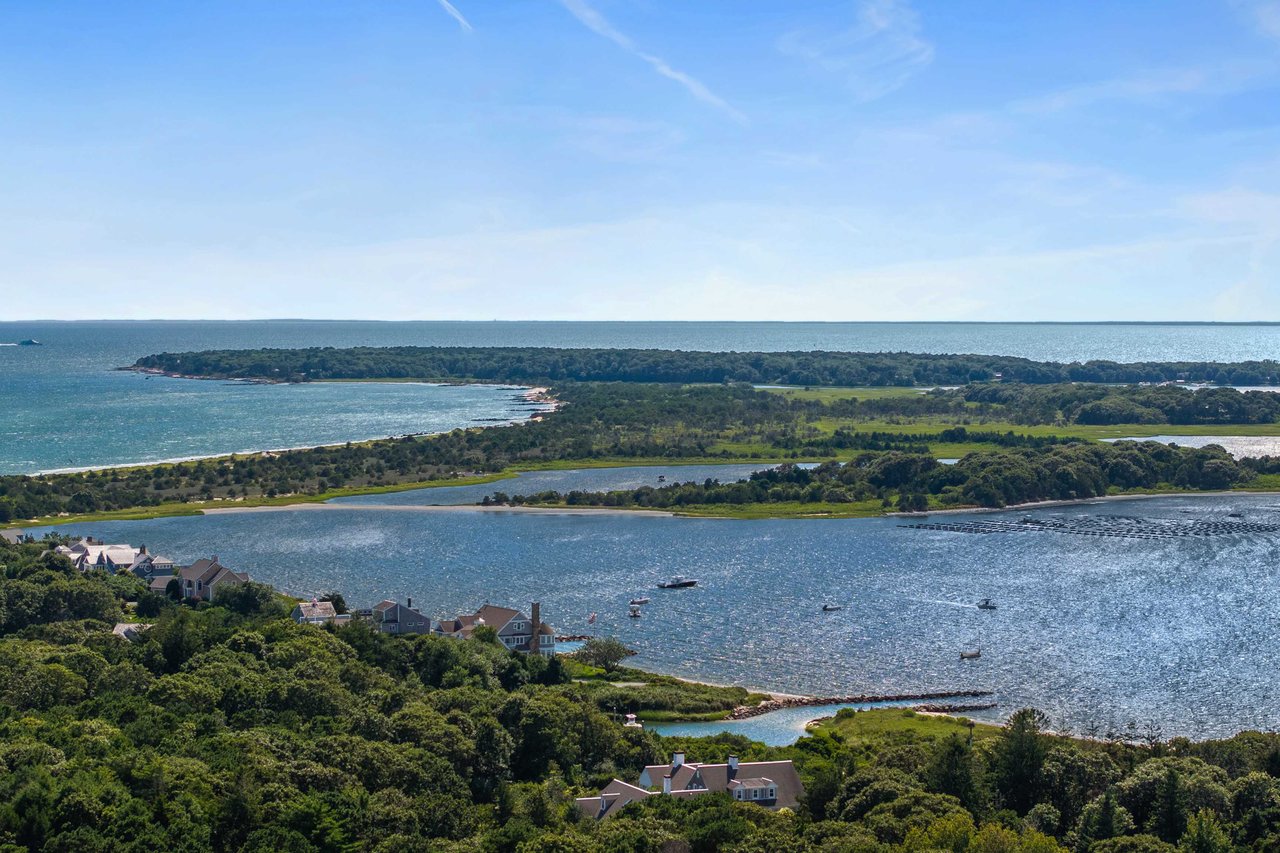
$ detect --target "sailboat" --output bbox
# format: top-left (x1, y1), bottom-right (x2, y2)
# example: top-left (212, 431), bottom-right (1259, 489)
top-left (960, 626), bottom-right (982, 660)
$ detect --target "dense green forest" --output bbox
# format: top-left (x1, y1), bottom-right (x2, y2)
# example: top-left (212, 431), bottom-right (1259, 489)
top-left (5, 535), bottom-right (1280, 851)
top-left (131, 346), bottom-right (1280, 387)
top-left (950, 385), bottom-right (1280, 426)
top-left (498, 442), bottom-right (1258, 512)
top-left (11, 380), bottom-right (1280, 523)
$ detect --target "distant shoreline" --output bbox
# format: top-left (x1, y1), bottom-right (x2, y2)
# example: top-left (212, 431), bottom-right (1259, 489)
top-left (898, 489), bottom-right (1280, 517)
top-left (201, 502), bottom-right (677, 518)
top-left (28, 380), bottom-right (555, 476)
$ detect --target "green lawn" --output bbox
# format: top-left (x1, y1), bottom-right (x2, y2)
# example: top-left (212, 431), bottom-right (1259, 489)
top-left (762, 386), bottom-right (932, 402)
top-left (560, 660), bottom-right (768, 721)
top-left (814, 707), bottom-right (1003, 744)
top-left (834, 419), bottom-right (1280, 440)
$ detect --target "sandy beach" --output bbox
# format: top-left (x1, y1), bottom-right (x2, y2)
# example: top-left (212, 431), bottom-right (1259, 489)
top-left (200, 488), bottom-right (1280, 522)
top-left (200, 502), bottom-right (676, 518)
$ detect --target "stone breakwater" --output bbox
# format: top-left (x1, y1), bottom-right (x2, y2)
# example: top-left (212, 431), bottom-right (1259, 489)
top-left (726, 689), bottom-right (995, 721)
top-left (912, 701), bottom-right (999, 714)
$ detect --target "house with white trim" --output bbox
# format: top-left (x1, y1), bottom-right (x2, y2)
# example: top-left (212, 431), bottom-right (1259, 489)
top-left (291, 599), bottom-right (351, 626)
top-left (436, 602), bottom-right (555, 656)
top-left (577, 751), bottom-right (804, 820)
top-left (178, 556), bottom-right (249, 601)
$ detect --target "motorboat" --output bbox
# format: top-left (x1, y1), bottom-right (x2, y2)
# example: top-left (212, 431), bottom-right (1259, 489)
top-left (657, 576), bottom-right (698, 589)
top-left (629, 597), bottom-right (651, 605)
top-left (821, 603), bottom-right (843, 612)
top-left (657, 475), bottom-right (666, 482)
top-left (17, 339), bottom-right (41, 346)
top-left (628, 605), bottom-right (642, 618)
top-left (977, 598), bottom-right (997, 610)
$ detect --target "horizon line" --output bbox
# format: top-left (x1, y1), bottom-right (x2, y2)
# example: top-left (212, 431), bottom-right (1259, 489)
top-left (7, 319), bottom-right (1280, 326)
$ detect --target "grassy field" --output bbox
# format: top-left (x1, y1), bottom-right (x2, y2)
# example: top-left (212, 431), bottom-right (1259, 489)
top-left (762, 386), bottom-right (934, 402)
top-left (814, 707), bottom-right (1003, 745)
top-left (561, 660), bottom-right (770, 721)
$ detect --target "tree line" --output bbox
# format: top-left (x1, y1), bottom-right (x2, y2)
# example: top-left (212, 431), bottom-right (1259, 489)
top-left (3, 535), bottom-right (1280, 850)
top-left (952, 384), bottom-right (1280, 426)
top-left (131, 346), bottom-right (1280, 387)
top-left (501, 442), bottom-right (1254, 511)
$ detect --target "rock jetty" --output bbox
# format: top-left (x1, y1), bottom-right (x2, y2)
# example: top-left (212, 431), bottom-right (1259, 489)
top-left (726, 689), bottom-right (995, 721)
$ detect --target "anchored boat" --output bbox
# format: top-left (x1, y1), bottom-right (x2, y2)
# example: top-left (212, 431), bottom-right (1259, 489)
top-left (821, 603), bottom-right (843, 612)
top-left (629, 597), bottom-right (651, 605)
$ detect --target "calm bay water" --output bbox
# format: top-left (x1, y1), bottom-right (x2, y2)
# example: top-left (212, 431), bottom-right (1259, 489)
top-left (5, 319), bottom-right (1280, 474)
top-left (1108, 435), bottom-right (1280, 458)
top-left (330, 463), bottom-right (792, 506)
top-left (23, 486), bottom-right (1280, 739)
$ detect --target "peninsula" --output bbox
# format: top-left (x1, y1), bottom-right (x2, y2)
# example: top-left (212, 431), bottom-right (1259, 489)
top-left (6, 347), bottom-right (1280, 527)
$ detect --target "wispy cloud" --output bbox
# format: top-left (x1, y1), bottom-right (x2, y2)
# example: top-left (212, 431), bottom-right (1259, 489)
top-left (1233, 0), bottom-right (1280, 40)
top-left (778, 0), bottom-right (933, 102)
top-left (436, 0), bottom-right (473, 32)
top-left (1012, 61), bottom-right (1274, 113)
top-left (557, 0), bottom-right (747, 124)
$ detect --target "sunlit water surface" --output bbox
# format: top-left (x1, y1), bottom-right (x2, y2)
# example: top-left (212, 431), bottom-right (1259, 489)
top-left (24, 484), bottom-right (1280, 739)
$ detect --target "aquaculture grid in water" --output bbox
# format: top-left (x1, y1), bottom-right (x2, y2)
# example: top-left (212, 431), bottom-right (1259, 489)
top-left (901, 514), bottom-right (1280, 540)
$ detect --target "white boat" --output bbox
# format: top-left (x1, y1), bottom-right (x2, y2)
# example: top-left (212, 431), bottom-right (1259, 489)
top-left (629, 597), bottom-right (651, 605)
top-left (628, 605), bottom-right (642, 618)
top-left (657, 576), bottom-right (698, 589)
top-left (960, 648), bottom-right (982, 660)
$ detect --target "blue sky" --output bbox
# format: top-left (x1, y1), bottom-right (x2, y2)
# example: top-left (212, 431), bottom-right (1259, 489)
top-left (2, 0), bottom-right (1279, 321)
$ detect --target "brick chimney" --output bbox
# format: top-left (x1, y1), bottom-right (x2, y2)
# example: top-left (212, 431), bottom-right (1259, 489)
top-left (662, 774), bottom-right (672, 795)
top-left (530, 602), bottom-right (541, 653)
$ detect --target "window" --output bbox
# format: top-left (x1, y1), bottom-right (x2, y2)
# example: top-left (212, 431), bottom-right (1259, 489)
top-left (751, 790), bottom-right (758, 799)
top-left (769, 788), bottom-right (775, 798)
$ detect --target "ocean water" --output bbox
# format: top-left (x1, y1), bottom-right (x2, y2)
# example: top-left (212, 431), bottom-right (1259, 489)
top-left (5, 319), bottom-right (1280, 474)
top-left (24, 489), bottom-right (1280, 739)
top-left (6, 319), bottom-right (1280, 362)
top-left (0, 322), bottom-right (552, 474)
